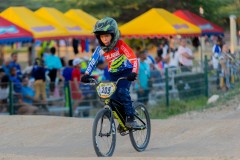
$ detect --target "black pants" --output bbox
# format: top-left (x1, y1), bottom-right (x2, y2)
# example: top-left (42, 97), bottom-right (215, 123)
top-left (48, 69), bottom-right (57, 92)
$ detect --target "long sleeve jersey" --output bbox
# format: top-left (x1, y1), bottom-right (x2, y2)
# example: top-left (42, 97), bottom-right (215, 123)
top-left (85, 40), bottom-right (138, 75)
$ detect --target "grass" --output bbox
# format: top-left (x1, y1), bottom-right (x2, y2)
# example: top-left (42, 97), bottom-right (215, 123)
top-left (148, 81), bottom-right (240, 119)
top-left (149, 96), bottom-right (208, 119)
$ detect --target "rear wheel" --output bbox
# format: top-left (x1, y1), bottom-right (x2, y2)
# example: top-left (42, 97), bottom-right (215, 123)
top-left (92, 108), bottom-right (116, 157)
top-left (129, 102), bottom-right (151, 152)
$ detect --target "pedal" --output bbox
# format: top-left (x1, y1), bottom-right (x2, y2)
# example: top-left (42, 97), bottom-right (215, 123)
top-left (117, 125), bottom-right (129, 136)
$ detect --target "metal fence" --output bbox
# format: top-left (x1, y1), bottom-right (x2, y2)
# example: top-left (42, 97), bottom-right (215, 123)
top-left (1, 55), bottom-right (239, 117)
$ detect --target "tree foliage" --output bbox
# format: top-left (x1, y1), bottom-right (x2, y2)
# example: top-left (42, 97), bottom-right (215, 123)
top-left (0, 0), bottom-right (239, 28)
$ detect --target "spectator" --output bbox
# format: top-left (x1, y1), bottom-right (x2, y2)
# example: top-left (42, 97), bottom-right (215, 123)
top-left (8, 52), bottom-right (22, 79)
top-left (72, 38), bottom-right (79, 55)
top-left (31, 58), bottom-right (46, 102)
top-left (157, 43), bottom-right (164, 58)
top-left (9, 67), bottom-right (22, 94)
top-left (0, 75), bottom-right (10, 112)
top-left (21, 76), bottom-right (41, 108)
top-left (160, 38), bottom-right (169, 61)
top-left (9, 68), bottom-right (38, 115)
top-left (1, 57), bottom-right (11, 76)
top-left (45, 47), bottom-right (62, 94)
top-left (62, 59), bottom-right (74, 86)
top-left (212, 38), bottom-right (222, 70)
top-left (144, 49), bottom-right (156, 71)
top-left (191, 37), bottom-right (200, 51)
top-left (212, 38), bottom-right (222, 88)
top-left (178, 38), bottom-right (194, 72)
top-left (0, 68), bottom-right (5, 79)
top-left (135, 50), bottom-right (151, 105)
top-left (71, 58), bottom-right (83, 113)
top-left (155, 56), bottom-right (164, 71)
top-left (219, 44), bottom-right (232, 90)
top-left (167, 38), bottom-right (180, 69)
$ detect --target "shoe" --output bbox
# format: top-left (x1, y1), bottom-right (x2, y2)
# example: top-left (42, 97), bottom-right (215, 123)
top-left (125, 116), bottom-right (141, 129)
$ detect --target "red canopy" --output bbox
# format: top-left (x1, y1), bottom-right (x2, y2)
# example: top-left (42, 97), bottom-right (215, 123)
top-left (0, 16), bottom-right (33, 44)
top-left (173, 10), bottom-right (224, 36)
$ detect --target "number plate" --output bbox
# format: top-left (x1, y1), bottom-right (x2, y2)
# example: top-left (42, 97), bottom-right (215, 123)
top-left (96, 82), bottom-right (116, 98)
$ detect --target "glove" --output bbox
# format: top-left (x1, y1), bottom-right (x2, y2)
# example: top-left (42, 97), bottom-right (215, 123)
top-left (81, 74), bottom-right (92, 83)
top-left (127, 72), bottom-right (137, 81)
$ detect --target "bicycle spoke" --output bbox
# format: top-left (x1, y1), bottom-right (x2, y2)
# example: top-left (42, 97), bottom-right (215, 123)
top-left (93, 110), bottom-right (116, 156)
top-left (129, 103), bottom-right (151, 151)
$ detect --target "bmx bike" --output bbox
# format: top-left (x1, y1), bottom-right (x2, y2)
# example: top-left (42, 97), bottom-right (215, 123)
top-left (85, 77), bottom-right (151, 157)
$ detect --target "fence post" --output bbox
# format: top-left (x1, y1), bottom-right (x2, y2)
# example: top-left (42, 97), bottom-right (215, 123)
top-left (165, 68), bottom-right (169, 108)
top-left (204, 55), bottom-right (209, 97)
top-left (8, 81), bottom-right (14, 115)
top-left (65, 82), bottom-right (73, 117)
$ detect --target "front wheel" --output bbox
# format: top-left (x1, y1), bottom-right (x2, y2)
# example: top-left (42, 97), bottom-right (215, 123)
top-left (92, 108), bottom-right (116, 157)
top-left (129, 102), bottom-right (151, 152)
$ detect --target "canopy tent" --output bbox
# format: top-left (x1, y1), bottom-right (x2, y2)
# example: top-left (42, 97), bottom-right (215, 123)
top-left (34, 7), bottom-right (93, 38)
top-left (1, 7), bottom-right (69, 40)
top-left (0, 16), bottom-right (33, 44)
top-left (64, 9), bottom-right (98, 32)
top-left (119, 8), bottom-right (201, 38)
top-left (173, 10), bottom-right (224, 36)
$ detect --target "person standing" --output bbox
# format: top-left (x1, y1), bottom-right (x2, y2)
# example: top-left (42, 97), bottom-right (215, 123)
top-left (71, 58), bottom-right (83, 113)
top-left (31, 58), bottom-right (46, 103)
top-left (44, 47), bottom-right (62, 94)
top-left (135, 50), bottom-right (151, 105)
top-left (178, 38), bottom-right (194, 72)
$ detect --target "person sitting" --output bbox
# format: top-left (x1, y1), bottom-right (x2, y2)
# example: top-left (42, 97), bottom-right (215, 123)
top-left (9, 67), bottom-right (38, 115)
top-left (21, 76), bottom-right (42, 106)
top-left (0, 74), bottom-right (10, 112)
top-left (8, 52), bottom-right (22, 79)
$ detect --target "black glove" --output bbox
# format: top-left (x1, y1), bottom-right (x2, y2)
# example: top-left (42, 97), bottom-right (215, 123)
top-left (81, 74), bottom-right (92, 83)
top-left (127, 72), bottom-right (137, 81)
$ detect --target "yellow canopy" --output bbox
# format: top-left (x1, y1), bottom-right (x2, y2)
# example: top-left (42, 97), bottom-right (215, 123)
top-left (119, 8), bottom-right (201, 38)
top-left (1, 7), bottom-right (69, 40)
top-left (35, 7), bottom-right (93, 38)
top-left (64, 9), bottom-right (98, 32)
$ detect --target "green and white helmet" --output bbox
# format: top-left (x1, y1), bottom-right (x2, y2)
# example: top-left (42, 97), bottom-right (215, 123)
top-left (93, 17), bottom-right (120, 52)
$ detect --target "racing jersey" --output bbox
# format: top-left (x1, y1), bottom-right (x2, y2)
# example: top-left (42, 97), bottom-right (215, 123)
top-left (85, 40), bottom-right (138, 75)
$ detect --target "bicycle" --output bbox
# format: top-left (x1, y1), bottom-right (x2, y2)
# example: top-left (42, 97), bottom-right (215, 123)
top-left (85, 77), bottom-right (151, 157)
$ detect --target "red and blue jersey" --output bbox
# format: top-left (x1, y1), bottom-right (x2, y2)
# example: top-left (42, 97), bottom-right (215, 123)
top-left (85, 40), bottom-right (138, 75)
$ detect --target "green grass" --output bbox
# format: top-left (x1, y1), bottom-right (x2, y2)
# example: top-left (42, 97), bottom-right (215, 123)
top-left (149, 96), bottom-right (208, 119)
top-left (148, 81), bottom-right (240, 119)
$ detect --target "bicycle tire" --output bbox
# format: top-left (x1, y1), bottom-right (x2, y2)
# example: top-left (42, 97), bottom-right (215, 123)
top-left (92, 108), bottom-right (116, 157)
top-left (129, 102), bottom-right (151, 152)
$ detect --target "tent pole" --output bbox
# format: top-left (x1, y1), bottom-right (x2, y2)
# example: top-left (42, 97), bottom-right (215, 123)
top-left (200, 36), bottom-right (205, 71)
top-left (0, 45), bottom-right (4, 65)
top-left (65, 39), bottom-right (69, 63)
top-left (229, 15), bottom-right (237, 53)
top-left (31, 41), bottom-right (36, 65)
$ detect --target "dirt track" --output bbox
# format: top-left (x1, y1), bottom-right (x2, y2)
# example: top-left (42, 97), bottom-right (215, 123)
top-left (0, 95), bottom-right (240, 160)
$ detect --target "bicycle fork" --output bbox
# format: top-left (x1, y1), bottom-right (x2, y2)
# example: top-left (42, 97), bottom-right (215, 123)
top-left (98, 109), bottom-right (116, 137)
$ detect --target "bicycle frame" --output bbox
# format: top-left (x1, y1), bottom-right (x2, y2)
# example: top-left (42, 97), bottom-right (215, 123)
top-left (88, 77), bottom-right (129, 132)
top-left (91, 77), bottom-right (151, 156)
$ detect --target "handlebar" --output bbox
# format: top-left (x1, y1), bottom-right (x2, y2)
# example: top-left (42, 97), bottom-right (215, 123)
top-left (84, 77), bottom-right (127, 86)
